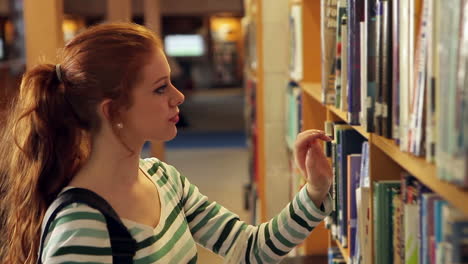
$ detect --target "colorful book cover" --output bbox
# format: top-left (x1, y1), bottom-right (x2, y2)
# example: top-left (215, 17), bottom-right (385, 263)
top-left (421, 193), bottom-right (442, 264)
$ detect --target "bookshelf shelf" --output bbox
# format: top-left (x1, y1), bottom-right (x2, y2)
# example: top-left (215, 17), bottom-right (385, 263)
top-left (372, 134), bottom-right (468, 215)
top-left (301, 82), bottom-right (322, 102)
top-left (336, 240), bottom-right (350, 263)
top-left (302, 82), bottom-right (370, 139)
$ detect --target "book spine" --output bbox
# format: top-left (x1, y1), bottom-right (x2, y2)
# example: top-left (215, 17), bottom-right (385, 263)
top-left (321, 0), bottom-right (337, 104)
top-left (392, 0), bottom-right (401, 144)
top-left (380, 0), bottom-right (393, 139)
top-left (365, 0), bottom-right (378, 132)
top-left (341, 16), bottom-right (349, 112)
top-left (374, 1), bottom-right (383, 135)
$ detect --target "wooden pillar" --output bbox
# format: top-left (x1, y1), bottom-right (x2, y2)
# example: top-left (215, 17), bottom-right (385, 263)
top-left (107, 0), bottom-right (132, 22)
top-left (144, 0), bottom-right (162, 36)
top-left (23, 0), bottom-right (64, 69)
top-left (143, 0), bottom-right (165, 161)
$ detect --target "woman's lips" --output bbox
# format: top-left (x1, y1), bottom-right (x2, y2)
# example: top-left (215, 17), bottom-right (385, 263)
top-left (169, 114), bottom-right (179, 123)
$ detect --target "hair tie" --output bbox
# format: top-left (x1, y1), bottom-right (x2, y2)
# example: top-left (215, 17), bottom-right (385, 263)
top-left (55, 64), bottom-right (63, 82)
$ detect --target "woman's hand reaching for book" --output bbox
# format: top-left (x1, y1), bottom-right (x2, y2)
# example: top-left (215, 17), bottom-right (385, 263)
top-left (294, 130), bottom-right (333, 209)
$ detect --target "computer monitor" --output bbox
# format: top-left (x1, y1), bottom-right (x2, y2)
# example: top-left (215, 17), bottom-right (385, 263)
top-left (164, 34), bottom-right (205, 57)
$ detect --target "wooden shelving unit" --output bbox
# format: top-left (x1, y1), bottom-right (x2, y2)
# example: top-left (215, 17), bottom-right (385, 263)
top-left (292, 0), bottom-right (468, 262)
top-left (250, 0), bottom-right (468, 261)
top-left (336, 241), bottom-right (350, 263)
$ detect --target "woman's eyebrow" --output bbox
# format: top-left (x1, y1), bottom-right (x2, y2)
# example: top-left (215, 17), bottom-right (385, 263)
top-left (152, 76), bottom-right (168, 85)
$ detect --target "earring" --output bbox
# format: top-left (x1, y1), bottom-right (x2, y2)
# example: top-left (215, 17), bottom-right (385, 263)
top-left (116, 123), bottom-right (123, 129)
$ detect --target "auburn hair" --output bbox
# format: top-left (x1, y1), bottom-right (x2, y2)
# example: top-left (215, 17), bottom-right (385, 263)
top-left (0, 22), bottom-right (162, 263)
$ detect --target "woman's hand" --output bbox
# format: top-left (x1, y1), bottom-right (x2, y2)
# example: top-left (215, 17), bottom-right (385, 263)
top-left (294, 129), bottom-right (333, 208)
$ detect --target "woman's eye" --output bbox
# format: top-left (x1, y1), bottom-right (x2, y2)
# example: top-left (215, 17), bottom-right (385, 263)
top-left (153, 85), bottom-right (167, 94)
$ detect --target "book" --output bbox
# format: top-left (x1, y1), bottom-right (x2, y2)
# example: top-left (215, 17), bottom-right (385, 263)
top-left (365, 0), bottom-right (378, 133)
top-left (341, 15), bottom-right (349, 112)
top-left (360, 21), bottom-right (368, 130)
top-left (380, 0), bottom-right (393, 139)
top-left (347, 0), bottom-right (365, 125)
top-left (392, 190), bottom-right (403, 264)
top-left (398, 0), bottom-right (411, 152)
top-left (356, 186), bottom-right (371, 264)
top-left (347, 154), bottom-right (362, 261)
top-left (408, 0), bottom-right (429, 157)
top-left (373, 0), bottom-right (383, 135)
top-left (391, 0), bottom-right (401, 144)
top-left (373, 180), bottom-right (401, 264)
top-left (337, 128), bottom-right (366, 246)
top-left (321, 0), bottom-right (337, 104)
top-left (335, 0), bottom-right (348, 109)
top-left (290, 4), bottom-right (303, 82)
top-left (425, 0), bottom-right (436, 163)
top-left (420, 193), bottom-right (442, 264)
top-left (404, 202), bottom-right (420, 264)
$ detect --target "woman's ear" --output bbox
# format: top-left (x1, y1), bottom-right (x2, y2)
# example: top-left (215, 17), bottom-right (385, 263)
top-left (98, 99), bottom-right (113, 123)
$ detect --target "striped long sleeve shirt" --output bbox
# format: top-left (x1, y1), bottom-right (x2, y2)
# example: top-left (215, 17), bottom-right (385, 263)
top-left (41, 158), bottom-right (332, 263)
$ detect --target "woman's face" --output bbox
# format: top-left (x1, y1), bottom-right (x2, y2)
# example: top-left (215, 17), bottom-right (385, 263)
top-left (120, 49), bottom-right (185, 144)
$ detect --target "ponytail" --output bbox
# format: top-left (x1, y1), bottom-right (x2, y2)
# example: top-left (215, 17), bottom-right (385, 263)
top-left (0, 22), bottom-right (163, 263)
top-left (0, 64), bottom-right (89, 263)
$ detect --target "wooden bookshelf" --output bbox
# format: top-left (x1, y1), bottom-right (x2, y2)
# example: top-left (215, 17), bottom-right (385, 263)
top-left (336, 240), bottom-right (350, 263)
top-left (250, 0), bottom-right (468, 261)
top-left (372, 134), bottom-right (468, 215)
top-left (301, 82), bottom-right (322, 102)
top-left (291, 0), bottom-right (468, 262)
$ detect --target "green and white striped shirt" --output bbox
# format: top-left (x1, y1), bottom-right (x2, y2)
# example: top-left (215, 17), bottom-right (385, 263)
top-left (41, 158), bottom-right (332, 263)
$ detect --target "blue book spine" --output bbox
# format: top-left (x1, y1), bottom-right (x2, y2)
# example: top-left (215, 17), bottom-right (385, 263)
top-left (349, 155), bottom-right (362, 260)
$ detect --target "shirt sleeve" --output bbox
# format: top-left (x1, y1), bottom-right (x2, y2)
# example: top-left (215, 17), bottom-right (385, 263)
top-left (40, 203), bottom-right (113, 264)
top-left (162, 162), bottom-right (333, 264)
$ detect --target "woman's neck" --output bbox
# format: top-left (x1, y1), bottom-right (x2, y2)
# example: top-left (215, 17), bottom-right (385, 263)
top-left (71, 129), bottom-right (145, 190)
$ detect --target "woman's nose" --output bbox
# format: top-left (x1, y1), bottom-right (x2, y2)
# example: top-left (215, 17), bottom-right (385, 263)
top-left (171, 87), bottom-right (185, 106)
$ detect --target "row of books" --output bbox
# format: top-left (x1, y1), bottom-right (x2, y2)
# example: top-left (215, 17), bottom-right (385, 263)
top-left (374, 174), bottom-right (468, 264)
top-left (320, 0), bottom-right (468, 186)
top-left (324, 121), bottom-right (368, 263)
top-left (324, 120), bottom-right (468, 263)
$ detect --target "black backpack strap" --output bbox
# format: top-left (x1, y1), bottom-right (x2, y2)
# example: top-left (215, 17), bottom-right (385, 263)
top-left (37, 188), bottom-right (137, 264)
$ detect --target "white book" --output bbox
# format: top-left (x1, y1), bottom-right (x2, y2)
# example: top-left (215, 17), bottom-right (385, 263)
top-left (356, 187), bottom-right (371, 264)
top-left (399, 0), bottom-right (410, 152)
top-left (425, 0), bottom-right (436, 163)
top-left (290, 4), bottom-right (303, 82)
top-left (412, 0), bottom-right (430, 156)
top-left (407, 0), bottom-right (416, 152)
top-left (404, 203), bottom-right (420, 264)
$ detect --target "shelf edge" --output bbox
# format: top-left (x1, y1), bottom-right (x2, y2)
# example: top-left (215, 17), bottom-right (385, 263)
top-left (371, 134), bottom-right (468, 215)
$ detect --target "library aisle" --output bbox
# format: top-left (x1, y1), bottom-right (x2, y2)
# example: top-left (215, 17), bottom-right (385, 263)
top-left (165, 88), bottom-right (250, 263)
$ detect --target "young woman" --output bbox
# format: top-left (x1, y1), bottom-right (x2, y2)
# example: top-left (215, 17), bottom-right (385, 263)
top-left (0, 23), bottom-right (333, 263)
